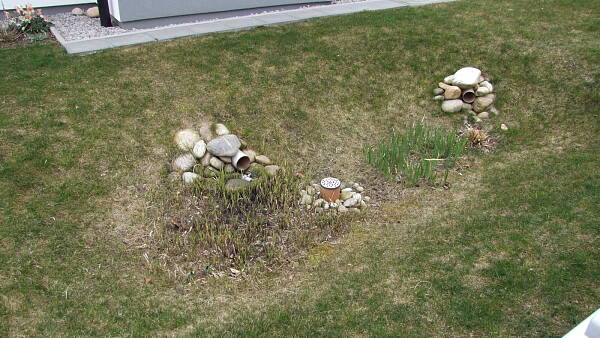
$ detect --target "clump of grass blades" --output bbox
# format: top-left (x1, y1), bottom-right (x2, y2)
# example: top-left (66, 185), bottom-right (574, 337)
top-left (364, 122), bottom-right (467, 186)
top-left (156, 168), bottom-right (346, 274)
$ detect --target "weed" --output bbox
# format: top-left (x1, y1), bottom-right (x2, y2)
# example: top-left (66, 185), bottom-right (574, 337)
top-left (154, 168), bottom-right (346, 273)
top-left (364, 122), bottom-right (467, 186)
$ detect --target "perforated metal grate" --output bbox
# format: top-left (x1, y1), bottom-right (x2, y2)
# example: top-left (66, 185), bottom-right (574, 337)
top-left (320, 177), bottom-right (341, 189)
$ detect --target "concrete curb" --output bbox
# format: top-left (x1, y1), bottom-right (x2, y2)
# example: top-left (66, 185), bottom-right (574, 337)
top-left (52, 0), bottom-right (454, 55)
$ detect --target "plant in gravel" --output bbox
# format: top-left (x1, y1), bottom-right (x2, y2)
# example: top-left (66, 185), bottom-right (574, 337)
top-left (6, 4), bottom-right (53, 34)
top-left (364, 122), bottom-right (467, 186)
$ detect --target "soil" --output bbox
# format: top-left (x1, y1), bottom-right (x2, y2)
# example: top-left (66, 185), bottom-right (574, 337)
top-left (0, 31), bottom-right (57, 49)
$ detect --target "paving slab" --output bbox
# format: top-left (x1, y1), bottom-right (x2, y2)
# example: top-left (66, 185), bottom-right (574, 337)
top-left (54, 0), bottom-right (456, 54)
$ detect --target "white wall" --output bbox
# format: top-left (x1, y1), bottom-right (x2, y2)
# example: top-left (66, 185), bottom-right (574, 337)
top-left (1, 0), bottom-right (92, 10)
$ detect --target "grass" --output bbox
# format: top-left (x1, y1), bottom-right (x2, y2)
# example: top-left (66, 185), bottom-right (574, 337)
top-left (364, 122), bottom-right (468, 185)
top-left (0, 0), bottom-right (599, 335)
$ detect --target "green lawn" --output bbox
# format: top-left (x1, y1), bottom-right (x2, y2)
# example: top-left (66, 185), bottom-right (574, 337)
top-left (1, 0), bottom-right (599, 335)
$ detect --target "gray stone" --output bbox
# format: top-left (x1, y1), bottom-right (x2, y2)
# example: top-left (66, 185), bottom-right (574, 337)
top-left (224, 164), bottom-right (235, 173)
top-left (209, 156), bottom-right (224, 170)
top-left (462, 103), bottom-right (473, 111)
top-left (452, 67), bottom-right (482, 88)
top-left (433, 95), bottom-right (444, 101)
top-left (338, 205), bottom-right (348, 213)
top-left (476, 86), bottom-right (491, 96)
top-left (255, 155), bottom-right (272, 165)
top-left (433, 88), bottom-right (444, 95)
top-left (206, 134), bottom-right (241, 157)
top-left (473, 94), bottom-right (496, 113)
top-left (477, 112), bottom-right (490, 119)
top-left (264, 165), bottom-right (280, 176)
top-left (363, 196), bottom-right (371, 202)
top-left (71, 7), bottom-right (84, 15)
top-left (198, 122), bottom-right (214, 141)
top-left (441, 99), bottom-right (464, 113)
top-left (225, 178), bottom-right (250, 191)
top-left (200, 153), bottom-right (212, 167)
top-left (356, 186), bottom-right (364, 193)
top-left (214, 123), bottom-right (230, 136)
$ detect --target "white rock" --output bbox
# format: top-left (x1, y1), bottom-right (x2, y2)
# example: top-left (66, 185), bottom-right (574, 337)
top-left (338, 205), bottom-right (348, 213)
top-left (192, 140), bottom-right (206, 158)
top-left (356, 186), bottom-right (364, 193)
top-left (476, 86), bottom-right (491, 96)
top-left (214, 123), bottom-right (230, 136)
top-left (501, 123), bottom-right (509, 131)
top-left (477, 112), bottom-right (490, 119)
top-left (473, 94), bottom-right (496, 113)
top-left (86, 6), bottom-right (99, 18)
top-left (182, 172), bottom-right (199, 184)
top-left (441, 99), bottom-right (464, 113)
top-left (330, 202), bottom-right (337, 208)
top-left (172, 153), bottom-right (196, 172)
top-left (353, 193), bottom-right (362, 203)
top-left (313, 198), bottom-right (324, 207)
top-left (363, 196), bottom-right (371, 202)
top-left (360, 200), bottom-right (368, 208)
top-left (300, 194), bottom-right (312, 205)
top-left (443, 75), bottom-right (455, 84)
top-left (479, 80), bottom-right (494, 92)
top-left (209, 156), bottom-right (224, 170)
top-left (323, 202), bottom-right (330, 210)
top-left (343, 198), bottom-right (358, 207)
top-left (71, 7), bottom-right (84, 15)
top-left (174, 129), bottom-right (201, 151)
top-left (433, 95), bottom-right (444, 101)
top-left (452, 67), bottom-right (482, 89)
top-left (341, 188), bottom-right (353, 192)
top-left (340, 191), bottom-right (354, 200)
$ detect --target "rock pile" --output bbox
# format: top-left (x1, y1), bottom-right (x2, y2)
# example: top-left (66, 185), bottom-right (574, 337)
top-left (169, 123), bottom-right (280, 186)
top-left (299, 181), bottom-right (369, 213)
top-left (434, 67), bottom-right (499, 123)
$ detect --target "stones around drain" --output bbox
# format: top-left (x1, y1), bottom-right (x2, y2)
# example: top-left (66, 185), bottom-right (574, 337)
top-left (206, 134), bottom-right (241, 157)
top-left (299, 180), bottom-right (369, 214)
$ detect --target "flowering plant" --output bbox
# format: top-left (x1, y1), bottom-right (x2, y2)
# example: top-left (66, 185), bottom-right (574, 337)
top-left (4, 4), bottom-right (52, 34)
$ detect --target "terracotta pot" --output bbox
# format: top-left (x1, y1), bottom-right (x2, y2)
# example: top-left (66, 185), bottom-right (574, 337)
top-left (320, 177), bottom-right (341, 203)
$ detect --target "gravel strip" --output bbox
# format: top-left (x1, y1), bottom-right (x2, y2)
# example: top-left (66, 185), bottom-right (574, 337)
top-left (48, 0), bottom-right (366, 42)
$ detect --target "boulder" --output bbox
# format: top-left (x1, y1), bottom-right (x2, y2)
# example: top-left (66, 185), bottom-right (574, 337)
top-left (473, 94), bottom-right (496, 113)
top-left (206, 134), bottom-right (241, 157)
top-left (441, 99), bottom-right (464, 113)
top-left (86, 6), bottom-right (99, 18)
top-left (452, 67), bottom-right (482, 88)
